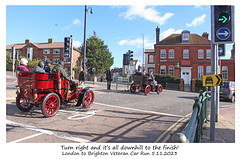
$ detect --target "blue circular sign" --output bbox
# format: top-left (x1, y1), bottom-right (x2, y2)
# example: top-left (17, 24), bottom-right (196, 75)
top-left (216, 27), bottom-right (231, 40)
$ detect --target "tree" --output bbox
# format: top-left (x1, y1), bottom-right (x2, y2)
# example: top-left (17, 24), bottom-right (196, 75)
top-left (82, 31), bottom-right (114, 75)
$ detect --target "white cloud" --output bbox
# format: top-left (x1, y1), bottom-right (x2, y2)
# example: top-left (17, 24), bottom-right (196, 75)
top-left (186, 14), bottom-right (206, 27)
top-left (62, 19), bottom-right (81, 30)
top-left (73, 40), bottom-right (81, 48)
top-left (73, 19), bottom-right (81, 25)
top-left (119, 5), bottom-right (174, 25)
top-left (160, 28), bottom-right (183, 40)
top-left (118, 37), bottom-right (154, 49)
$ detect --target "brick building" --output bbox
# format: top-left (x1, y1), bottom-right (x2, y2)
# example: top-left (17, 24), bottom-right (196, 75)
top-left (145, 27), bottom-right (235, 85)
top-left (6, 38), bottom-right (82, 72)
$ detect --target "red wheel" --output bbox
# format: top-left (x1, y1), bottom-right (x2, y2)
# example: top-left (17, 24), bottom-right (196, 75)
top-left (82, 90), bottom-right (94, 108)
top-left (144, 85), bottom-right (151, 95)
top-left (157, 85), bottom-right (163, 94)
top-left (41, 93), bottom-right (60, 117)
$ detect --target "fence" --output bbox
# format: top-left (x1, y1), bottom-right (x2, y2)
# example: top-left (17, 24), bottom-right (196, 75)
top-left (116, 76), bottom-right (129, 90)
top-left (172, 87), bottom-right (211, 143)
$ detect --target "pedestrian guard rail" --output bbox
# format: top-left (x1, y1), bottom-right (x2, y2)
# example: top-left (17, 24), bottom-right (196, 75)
top-left (116, 76), bottom-right (129, 90)
top-left (172, 87), bottom-right (211, 143)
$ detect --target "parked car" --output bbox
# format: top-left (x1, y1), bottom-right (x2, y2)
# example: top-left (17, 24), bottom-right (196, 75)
top-left (220, 81), bottom-right (235, 103)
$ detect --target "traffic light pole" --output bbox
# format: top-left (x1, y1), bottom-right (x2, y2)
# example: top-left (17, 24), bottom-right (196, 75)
top-left (210, 6), bottom-right (216, 142)
top-left (70, 35), bottom-right (73, 80)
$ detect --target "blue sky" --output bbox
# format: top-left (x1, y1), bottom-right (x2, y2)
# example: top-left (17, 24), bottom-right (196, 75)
top-left (6, 5), bottom-right (235, 68)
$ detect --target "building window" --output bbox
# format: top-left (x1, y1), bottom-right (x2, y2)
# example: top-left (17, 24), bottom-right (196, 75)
top-left (183, 49), bottom-right (189, 59)
top-left (169, 49), bottom-right (174, 59)
top-left (182, 33), bottom-right (190, 41)
top-left (53, 49), bottom-right (60, 54)
top-left (160, 65), bottom-right (166, 74)
top-left (222, 66), bottom-right (228, 81)
top-left (53, 58), bottom-right (60, 64)
top-left (198, 66), bottom-right (204, 79)
top-left (206, 66), bottom-right (211, 75)
top-left (43, 49), bottom-right (50, 54)
top-left (64, 58), bottom-right (68, 63)
top-left (149, 55), bottom-right (154, 64)
top-left (206, 49), bottom-right (211, 59)
top-left (27, 47), bottom-right (33, 60)
top-left (148, 68), bottom-right (155, 73)
top-left (160, 49), bottom-right (166, 59)
top-left (198, 49), bottom-right (204, 59)
top-left (168, 65), bottom-right (174, 76)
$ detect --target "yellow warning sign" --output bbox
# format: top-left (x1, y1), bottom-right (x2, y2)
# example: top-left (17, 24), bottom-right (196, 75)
top-left (203, 74), bottom-right (222, 87)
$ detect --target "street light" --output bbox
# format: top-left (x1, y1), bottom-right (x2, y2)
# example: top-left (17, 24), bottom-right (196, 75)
top-left (141, 34), bottom-right (144, 72)
top-left (83, 5), bottom-right (93, 81)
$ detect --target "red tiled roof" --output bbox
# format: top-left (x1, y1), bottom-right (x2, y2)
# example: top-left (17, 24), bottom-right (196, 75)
top-left (156, 34), bottom-right (211, 45)
top-left (6, 42), bottom-right (80, 52)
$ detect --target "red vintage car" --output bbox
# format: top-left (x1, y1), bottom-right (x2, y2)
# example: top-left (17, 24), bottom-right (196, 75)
top-left (16, 71), bottom-right (94, 117)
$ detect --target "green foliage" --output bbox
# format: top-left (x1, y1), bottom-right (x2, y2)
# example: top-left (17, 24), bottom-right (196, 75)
top-left (82, 32), bottom-right (114, 75)
top-left (195, 78), bottom-right (203, 87)
top-left (154, 74), bottom-right (180, 87)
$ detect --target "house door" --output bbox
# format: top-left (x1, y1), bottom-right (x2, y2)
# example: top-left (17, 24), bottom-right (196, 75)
top-left (182, 72), bottom-right (190, 85)
top-left (181, 67), bottom-right (192, 85)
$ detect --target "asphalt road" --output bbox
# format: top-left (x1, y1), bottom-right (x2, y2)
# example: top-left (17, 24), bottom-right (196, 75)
top-left (6, 72), bottom-right (234, 143)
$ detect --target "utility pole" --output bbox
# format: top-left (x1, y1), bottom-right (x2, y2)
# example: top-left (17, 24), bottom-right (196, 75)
top-left (70, 35), bottom-right (73, 80)
top-left (83, 5), bottom-right (93, 82)
top-left (83, 5), bottom-right (87, 81)
top-left (142, 34), bottom-right (144, 72)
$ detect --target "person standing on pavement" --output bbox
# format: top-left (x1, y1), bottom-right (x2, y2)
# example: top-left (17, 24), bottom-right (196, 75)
top-left (17, 58), bottom-right (29, 72)
top-left (78, 68), bottom-right (85, 84)
top-left (106, 67), bottom-right (112, 90)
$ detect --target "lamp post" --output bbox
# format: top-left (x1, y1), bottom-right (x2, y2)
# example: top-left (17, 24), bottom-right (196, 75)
top-left (83, 5), bottom-right (93, 81)
top-left (141, 34), bottom-right (144, 72)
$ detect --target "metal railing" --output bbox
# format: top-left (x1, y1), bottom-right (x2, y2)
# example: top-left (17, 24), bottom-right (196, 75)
top-left (172, 87), bottom-right (211, 143)
top-left (116, 76), bottom-right (129, 90)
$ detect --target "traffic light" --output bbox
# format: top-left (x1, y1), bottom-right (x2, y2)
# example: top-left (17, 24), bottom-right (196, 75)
top-left (213, 5), bottom-right (234, 44)
top-left (123, 53), bottom-right (129, 65)
top-left (218, 44), bottom-right (225, 56)
top-left (64, 37), bottom-right (71, 58)
top-left (128, 50), bottom-right (133, 60)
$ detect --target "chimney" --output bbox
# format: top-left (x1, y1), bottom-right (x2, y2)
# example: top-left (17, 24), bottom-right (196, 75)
top-left (48, 38), bottom-right (53, 43)
top-left (202, 32), bottom-right (209, 39)
top-left (156, 26), bottom-right (160, 43)
top-left (25, 39), bottom-right (30, 44)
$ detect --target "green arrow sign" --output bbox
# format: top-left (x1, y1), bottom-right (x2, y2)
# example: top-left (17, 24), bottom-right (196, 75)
top-left (218, 11), bottom-right (230, 24)
top-left (219, 16), bottom-right (227, 23)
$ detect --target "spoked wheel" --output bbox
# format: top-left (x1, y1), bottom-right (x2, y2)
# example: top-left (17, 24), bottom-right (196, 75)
top-left (144, 85), bottom-right (151, 95)
top-left (41, 93), bottom-right (60, 118)
top-left (16, 95), bottom-right (34, 112)
top-left (157, 85), bottom-right (163, 94)
top-left (130, 83), bottom-right (136, 93)
top-left (82, 90), bottom-right (94, 108)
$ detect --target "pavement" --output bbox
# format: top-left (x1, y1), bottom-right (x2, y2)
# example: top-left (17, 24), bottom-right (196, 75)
top-left (201, 106), bottom-right (235, 143)
top-left (6, 71), bottom-right (235, 143)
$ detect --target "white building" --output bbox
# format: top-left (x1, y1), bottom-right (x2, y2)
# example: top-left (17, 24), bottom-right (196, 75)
top-left (123, 60), bottom-right (141, 76)
top-left (144, 49), bottom-right (155, 73)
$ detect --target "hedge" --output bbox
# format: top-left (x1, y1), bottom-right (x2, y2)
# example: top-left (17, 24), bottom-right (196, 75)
top-left (154, 74), bottom-right (181, 88)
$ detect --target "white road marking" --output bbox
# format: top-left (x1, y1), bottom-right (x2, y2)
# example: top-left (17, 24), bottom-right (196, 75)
top-left (94, 102), bottom-right (184, 118)
top-left (9, 133), bottom-right (43, 143)
top-left (6, 120), bottom-right (94, 143)
top-left (59, 109), bottom-right (102, 120)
